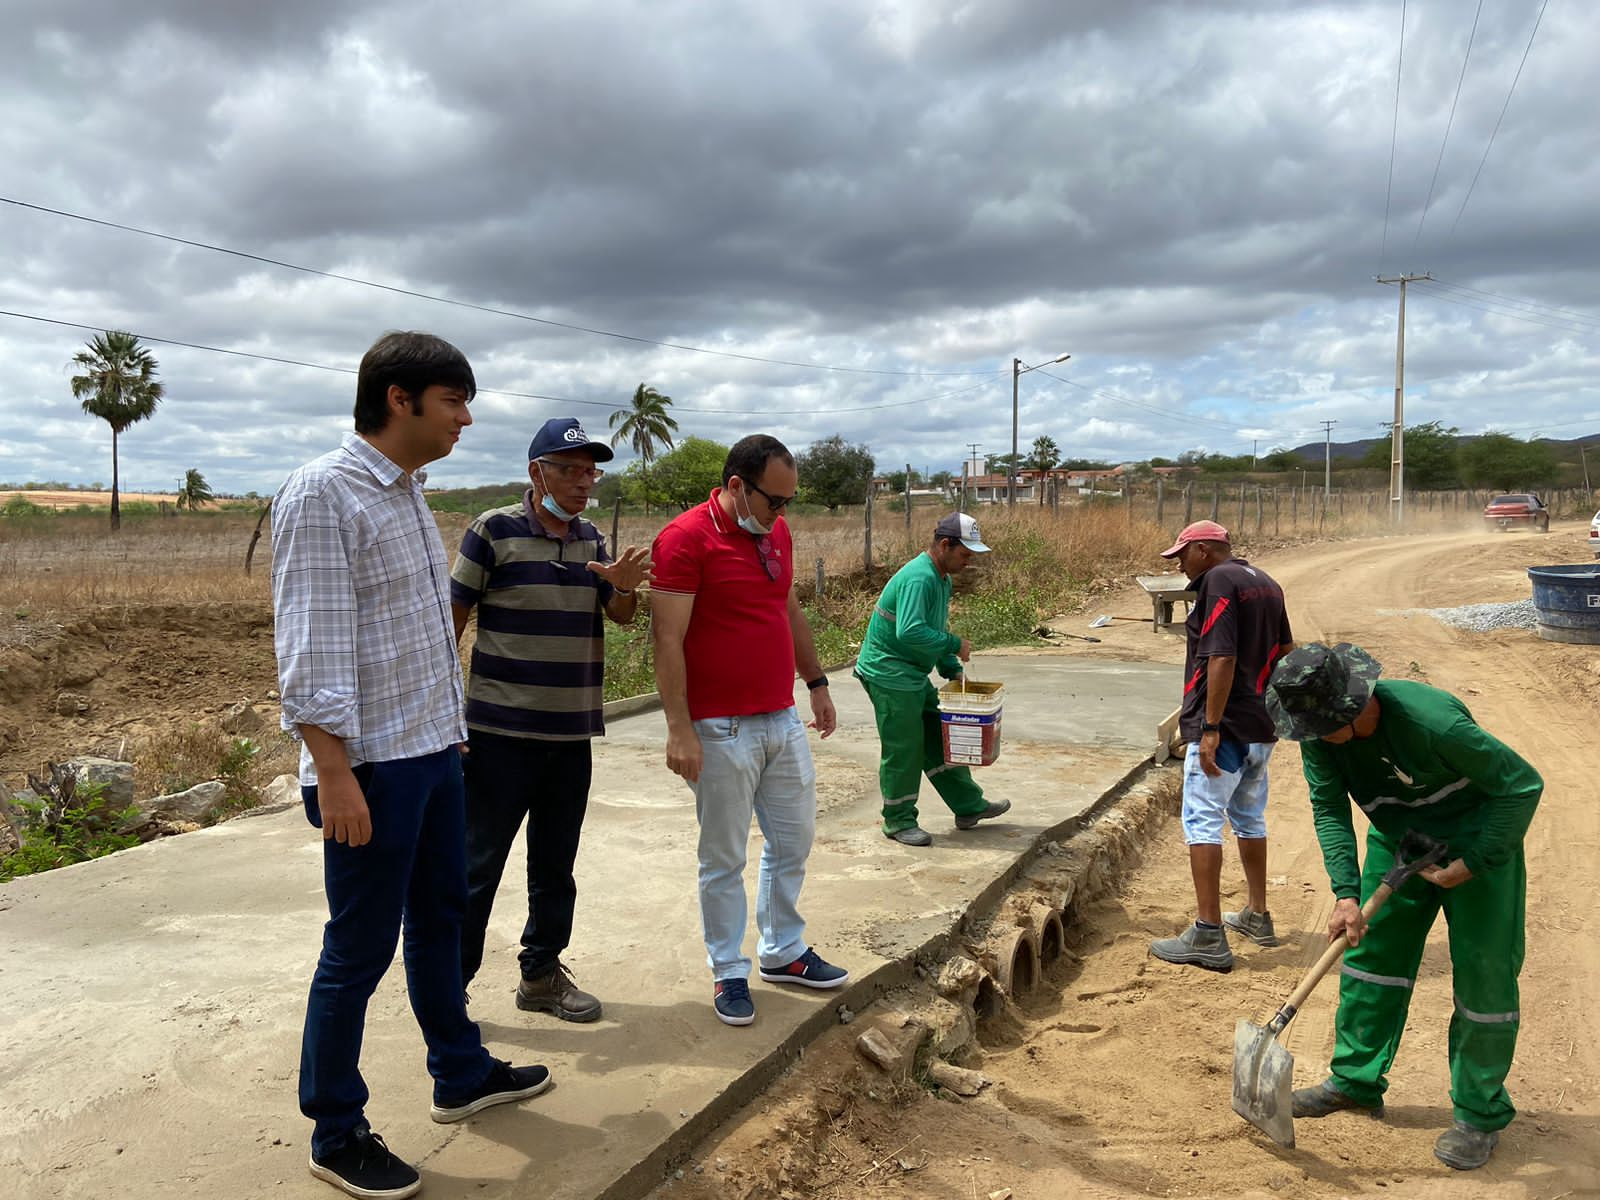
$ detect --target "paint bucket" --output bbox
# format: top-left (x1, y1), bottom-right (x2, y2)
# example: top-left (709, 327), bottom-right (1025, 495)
top-left (938, 679), bottom-right (1004, 766)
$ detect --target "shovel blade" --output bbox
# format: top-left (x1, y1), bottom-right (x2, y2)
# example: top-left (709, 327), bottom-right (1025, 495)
top-left (1088, 615), bottom-right (1114, 628)
top-left (1232, 1018), bottom-right (1296, 1148)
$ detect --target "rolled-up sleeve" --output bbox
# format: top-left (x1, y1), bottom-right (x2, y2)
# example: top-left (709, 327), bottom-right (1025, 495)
top-left (271, 488), bottom-right (361, 741)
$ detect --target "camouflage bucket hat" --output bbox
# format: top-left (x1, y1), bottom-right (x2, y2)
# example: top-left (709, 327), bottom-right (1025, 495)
top-left (1265, 642), bottom-right (1383, 741)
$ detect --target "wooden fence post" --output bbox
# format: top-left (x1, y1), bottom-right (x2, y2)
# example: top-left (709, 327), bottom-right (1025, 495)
top-left (1155, 478), bottom-right (1166, 527)
top-left (1184, 482), bottom-right (1194, 524)
top-left (903, 463), bottom-right (912, 543)
top-left (815, 557), bottom-right (825, 598)
top-left (1255, 486), bottom-right (1264, 536)
top-left (864, 489), bottom-right (874, 571)
top-left (1123, 477), bottom-right (1132, 528)
top-left (1273, 487), bottom-right (1280, 536)
top-left (1237, 482), bottom-right (1246, 533)
top-left (1210, 484), bottom-right (1220, 521)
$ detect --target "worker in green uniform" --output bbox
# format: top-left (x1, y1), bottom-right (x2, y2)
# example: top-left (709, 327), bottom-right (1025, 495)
top-left (1265, 642), bottom-right (1541, 1171)
top-left (854, 512), bottom-right (1011, 847)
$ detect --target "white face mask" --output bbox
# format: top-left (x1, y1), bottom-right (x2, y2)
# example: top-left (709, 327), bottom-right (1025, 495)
top-left (733, 484), bottom-right (770, 536)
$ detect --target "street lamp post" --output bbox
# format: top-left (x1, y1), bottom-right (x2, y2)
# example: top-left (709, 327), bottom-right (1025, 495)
top-left (1010, 352), bottom-right (1072, 506)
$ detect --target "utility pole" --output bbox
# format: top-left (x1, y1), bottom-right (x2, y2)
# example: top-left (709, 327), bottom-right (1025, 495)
top-left (1251, 439), bottom-right (1258, 468)
top-left (1320, 419), bottom-right (1338, 498)
top-left (1580, 442), bottom-right (1592, 494)
top-left (1009, 352), bottom-right (1071, 506)
top-left (1377, 273), bottom-right (1430, 525)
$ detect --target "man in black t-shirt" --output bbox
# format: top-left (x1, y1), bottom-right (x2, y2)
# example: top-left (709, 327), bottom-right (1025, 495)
top-left (1149, 520), bottom-right (1294, 971)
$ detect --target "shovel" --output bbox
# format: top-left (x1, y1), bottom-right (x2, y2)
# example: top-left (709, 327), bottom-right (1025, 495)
top-left (1088, 614), bottom-right (1153, 628)
top-left (1231, 830), bottom-right (1449, 1147)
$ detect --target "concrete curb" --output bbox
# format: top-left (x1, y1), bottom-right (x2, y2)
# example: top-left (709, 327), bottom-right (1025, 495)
top-left (592, 748), bottom-right (1167, 1200)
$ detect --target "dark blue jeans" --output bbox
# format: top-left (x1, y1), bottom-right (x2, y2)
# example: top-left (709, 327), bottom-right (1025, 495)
top-left (460, 732), bottom-right (592, 986)
top-left (299, 747), bottom-right (492, 1157)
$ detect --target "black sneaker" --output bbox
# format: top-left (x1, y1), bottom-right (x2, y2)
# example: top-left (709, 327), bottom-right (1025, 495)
top-left (430, 1059), bottom-right (553, 1123)
top-left (308, 1128), bottom-right (420, 1200)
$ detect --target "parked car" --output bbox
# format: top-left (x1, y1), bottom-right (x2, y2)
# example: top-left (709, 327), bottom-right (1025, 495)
top-left (1589, 507), bottom-right (1600, 558)
top-left (1482, 493), bottom-right (1550, 533)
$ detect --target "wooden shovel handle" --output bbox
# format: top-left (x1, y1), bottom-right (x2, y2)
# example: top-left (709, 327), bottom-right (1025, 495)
top-left (1270, 882), bottom-right (1394, 1030)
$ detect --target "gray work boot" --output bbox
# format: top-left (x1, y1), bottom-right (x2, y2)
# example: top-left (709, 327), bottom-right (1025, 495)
top-left (1149, 922), bottom-right (1233, 971)
top-left (516, 961), bottom-right (602, 1023)
top-left (1434, 1120), bottom-right (1499, 1170)
top-left (954, 798), bottom-right (1012, 830)
top-left (1292, 1078), bottom-right (1385, 1119)
top-left (1222, 906), bottom-right (1279, 946)
top-left (885, 826), bottom-right (933, 847)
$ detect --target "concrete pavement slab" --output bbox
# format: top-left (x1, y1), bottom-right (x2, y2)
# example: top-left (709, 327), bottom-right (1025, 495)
top-left (0, 653), bottom-right (1177, 1200)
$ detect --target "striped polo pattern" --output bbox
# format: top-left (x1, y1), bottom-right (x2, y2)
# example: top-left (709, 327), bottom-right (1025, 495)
top-left (451, 497), bottom-right (614, 740)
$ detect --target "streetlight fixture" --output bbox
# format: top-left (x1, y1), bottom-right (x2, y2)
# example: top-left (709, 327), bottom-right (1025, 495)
top-left (1010, 352), bottom-right (1072, 506)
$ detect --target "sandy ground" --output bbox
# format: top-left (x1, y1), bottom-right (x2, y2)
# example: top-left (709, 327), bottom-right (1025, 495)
top-left (647, 523), bottom-right (1600, 1200)
top-left (0, 490), bottom-right (176, 509)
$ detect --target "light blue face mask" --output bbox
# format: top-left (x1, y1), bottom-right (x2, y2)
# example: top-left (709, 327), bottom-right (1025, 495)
top-left (734, 485), bottom-right (771, 536)
top-left (534, 463), bottom-right (585, 521)
top-left (542, 492), bottom-right (584, 522)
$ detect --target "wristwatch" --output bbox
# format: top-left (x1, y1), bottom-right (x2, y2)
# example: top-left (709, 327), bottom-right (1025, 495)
top-left (1201, 721), bottom-right (1221, 732)
top-left (806, 675), bottom-right (830, 691)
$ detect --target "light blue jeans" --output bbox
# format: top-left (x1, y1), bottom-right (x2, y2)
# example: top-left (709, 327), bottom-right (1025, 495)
top-left (690, 706), bottom-right (816, 981)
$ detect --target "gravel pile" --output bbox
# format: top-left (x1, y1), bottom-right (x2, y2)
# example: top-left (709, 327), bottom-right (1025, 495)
top-left (1417, 599), bottom-right (1539, 633)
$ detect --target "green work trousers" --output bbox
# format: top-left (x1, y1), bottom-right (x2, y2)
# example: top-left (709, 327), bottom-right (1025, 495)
top-left (858, 676), bottom-right (987, 834)
top-left (1330, 827), bottom-right (1525, 1131)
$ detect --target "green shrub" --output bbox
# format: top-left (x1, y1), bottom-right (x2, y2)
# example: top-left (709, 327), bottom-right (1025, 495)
top-left (1, 780), bottom-right (140, 881)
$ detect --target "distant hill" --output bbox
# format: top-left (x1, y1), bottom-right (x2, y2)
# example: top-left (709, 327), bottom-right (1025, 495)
top-left (1286, 430), bottom-right (1599, 463)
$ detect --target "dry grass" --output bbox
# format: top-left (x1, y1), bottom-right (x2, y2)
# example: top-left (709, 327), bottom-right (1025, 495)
top-left (0, 511), bottom-right (271, 610)
top-left (0, 486), bottom-right (1562, 623)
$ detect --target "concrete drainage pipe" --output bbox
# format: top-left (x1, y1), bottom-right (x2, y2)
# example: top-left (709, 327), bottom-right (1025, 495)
top-left (1029, 902), bottom-right (1066, 966)
top-left (993, 925), bottom-right (1038, 997)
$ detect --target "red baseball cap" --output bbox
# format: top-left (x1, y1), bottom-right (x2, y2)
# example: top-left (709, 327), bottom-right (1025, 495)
top-left (1159, 519), bottom-right (1230, 558)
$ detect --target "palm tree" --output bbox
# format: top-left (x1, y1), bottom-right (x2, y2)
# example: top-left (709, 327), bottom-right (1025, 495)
top-left (609, 383), bottom-right (679, 514)
top-left (175, 468), bottom-right (214, 511)
top-left (70, 331), bottom-right (164, 531)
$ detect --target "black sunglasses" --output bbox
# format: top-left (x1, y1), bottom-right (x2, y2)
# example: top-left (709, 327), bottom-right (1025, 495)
top-left (754, 534), bottom-right (780, 582)
top-left (739, 475), bottom-right (795, 512)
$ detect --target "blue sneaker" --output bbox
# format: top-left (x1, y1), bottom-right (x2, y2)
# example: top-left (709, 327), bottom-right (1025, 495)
top-left (713, 977), bottom-right (755, 1025)
top-left (759, 948), bottom-right (850, 990)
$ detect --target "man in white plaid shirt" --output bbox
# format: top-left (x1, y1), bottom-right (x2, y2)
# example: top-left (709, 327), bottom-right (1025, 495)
top-left (272, 331), bottom-right (550, 1200)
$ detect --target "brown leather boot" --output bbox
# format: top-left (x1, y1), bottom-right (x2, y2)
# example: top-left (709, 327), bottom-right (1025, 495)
top-left (516, 961), bottom-right (602, 1023)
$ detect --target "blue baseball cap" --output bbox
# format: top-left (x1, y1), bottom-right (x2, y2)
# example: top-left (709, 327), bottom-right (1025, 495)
top-left (527, 417), bottom-right (614, 463)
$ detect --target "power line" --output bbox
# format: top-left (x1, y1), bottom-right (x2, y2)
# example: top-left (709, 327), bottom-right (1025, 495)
top-left (1412, 286), bottom-right (1598, 336)
top-left (1379, 0), bottom-right (1407, 269)
top-left (0, 195), bottom-right (1000, 380)
top-left (0, 306), bottom-right (1001, 415)
top-left (1447, 0), bottom-right (1551, 237)
top-left (1412, 0), bottom-right (1485, 251)
top-left (1425, 277), bottom-right (1600, 328)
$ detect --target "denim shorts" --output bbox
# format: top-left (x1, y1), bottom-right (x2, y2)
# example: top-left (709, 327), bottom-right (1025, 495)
top-left (1180, 740), bottom-right (1274, 845)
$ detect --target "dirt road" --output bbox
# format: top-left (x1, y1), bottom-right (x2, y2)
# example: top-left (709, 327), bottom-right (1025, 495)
top-left (651, 525), bottom-right (1600, 1199)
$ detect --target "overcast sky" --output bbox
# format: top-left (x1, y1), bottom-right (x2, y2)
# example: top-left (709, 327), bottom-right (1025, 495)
top-left (3, 0), bottom-right (1596, 494)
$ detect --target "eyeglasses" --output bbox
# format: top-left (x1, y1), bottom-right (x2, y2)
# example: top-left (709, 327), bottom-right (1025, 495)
top-left (755, 535), bottom-right (781, 582)
top-left (537, 459), bottom-right (605, 481)
top-left (739, 476), bottom-right (795, 512)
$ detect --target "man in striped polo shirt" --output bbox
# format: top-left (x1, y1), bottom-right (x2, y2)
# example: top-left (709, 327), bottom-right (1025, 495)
top-left (451, 417), bottom-right (652, 1023)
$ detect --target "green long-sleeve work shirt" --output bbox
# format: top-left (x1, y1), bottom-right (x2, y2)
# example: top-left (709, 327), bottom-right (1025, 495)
top-left (1300, 680), bottom-right (1542, 897)
top-left (853, 552), bottom-right (963, 690)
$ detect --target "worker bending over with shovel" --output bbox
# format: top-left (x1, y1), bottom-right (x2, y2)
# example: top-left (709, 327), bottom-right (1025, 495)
top-left (1266, 643), bottom-right (1542, 1171)
top-left (854, 513), bottom-right (1011, 847)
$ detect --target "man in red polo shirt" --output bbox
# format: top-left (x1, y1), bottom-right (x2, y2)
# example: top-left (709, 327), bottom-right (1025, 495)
top-left (651, 435), bottom-right (849, 1026)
